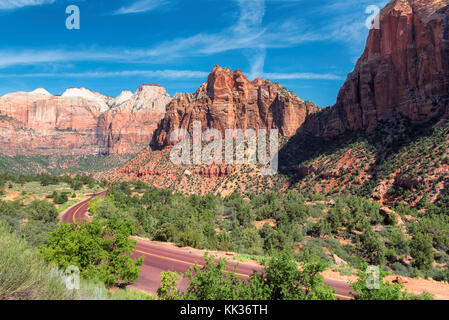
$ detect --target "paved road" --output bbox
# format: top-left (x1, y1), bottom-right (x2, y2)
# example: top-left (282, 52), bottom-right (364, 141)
top-left (60, 193), bottom-right (353, 300)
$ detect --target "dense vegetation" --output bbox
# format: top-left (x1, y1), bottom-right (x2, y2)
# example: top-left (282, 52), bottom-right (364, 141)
top-left (156, 252), bottom-right (429, 301)
top-left (0, 173), bottom-right (105, 246)
top-left (0, 171), bottom-right (444, 300)
top-left (91, 181), bottom-right (449, 283)
top-left (157, 251), bottom-right (336, 300)
top-left (0, 153), bottom-right (133, 176)
top-left (0, 173), bottom-right (148, 300)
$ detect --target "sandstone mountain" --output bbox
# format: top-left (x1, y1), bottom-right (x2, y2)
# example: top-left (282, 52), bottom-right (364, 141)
top-left (97, 84), bottom-right (171, 155)
top-left (111, 66), bottom-right (318, 194)
top-left (279, 0), bottom-right (449, 207)
top-left (112, 0), bottom-right (449, 206)
top-left (0, 84), bottom-right (171, 158)
top-left (304, 0), bottom-right (449, 138)
top-left (151, 65), bottom-right (317, 149)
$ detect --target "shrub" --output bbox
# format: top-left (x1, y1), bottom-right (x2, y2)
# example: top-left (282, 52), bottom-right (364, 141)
top-left (351, 263), bottom-right (410, 300)
top-left (410, 233), bottom-right (434, 270)
top-left (40, 216), bottom-right (143, 286)
top-left (0, 222), bottom-right (70, 300)
top-left (27, 200), bottom-right (59, 223)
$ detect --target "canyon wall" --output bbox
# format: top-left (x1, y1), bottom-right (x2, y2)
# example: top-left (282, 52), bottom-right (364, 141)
top-left (304, 0), bottom-right (449, 138)
top-left (0, 85), bottom-right (171, 157)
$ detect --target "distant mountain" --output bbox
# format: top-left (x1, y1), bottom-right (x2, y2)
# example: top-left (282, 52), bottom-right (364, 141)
top-left (0, 84), bottom-right (171, 174)
top-left (110, 66), bottom-right (318, 194)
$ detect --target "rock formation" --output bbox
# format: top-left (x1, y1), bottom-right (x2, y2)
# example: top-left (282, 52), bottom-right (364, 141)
top-left (151, 65), bottom-right (317, 149)
top-left (304, 0), bottom-right (449, 138)
top-left (0, 85), bottom-right (171, 157)
top-left (97, 84), bottom-right (171, 154)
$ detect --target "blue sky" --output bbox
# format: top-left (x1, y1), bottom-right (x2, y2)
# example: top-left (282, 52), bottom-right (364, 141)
top-left (0, 0), bottom-right (388, 107)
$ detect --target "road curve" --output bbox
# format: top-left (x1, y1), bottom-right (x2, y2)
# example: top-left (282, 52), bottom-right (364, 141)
top-left (60, 192), bottom-right (353, 300)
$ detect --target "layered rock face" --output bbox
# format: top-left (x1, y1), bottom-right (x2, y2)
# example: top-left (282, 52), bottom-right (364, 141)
top-left (151, 66), bottom-right (317, 149)
top-left (304, 0), bottom-right (449, 138)
top-left (0, 85), bottom-right (170, 157)
top-left (97, 84), bottom-right (171, 154)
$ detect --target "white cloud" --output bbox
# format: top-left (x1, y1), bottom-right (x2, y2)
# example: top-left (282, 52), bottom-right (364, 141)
top-left (0, 0), bottom-right (55, 10)
top-left (0, 0), bottom-right (388, 74)
top-left (133, 0), bottom-right (320, 65)
top-left (0, 69), bottom-right (209, 79)
top-left (0, 69), bottom-right (342, 81)
top-left (0, 50), bottom-right (129, 68)
top-left (113, 0), bottom-right (167, 15)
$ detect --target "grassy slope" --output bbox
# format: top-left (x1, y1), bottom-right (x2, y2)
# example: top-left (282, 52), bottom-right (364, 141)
top-left (1, 181), bottom-right (102, 213)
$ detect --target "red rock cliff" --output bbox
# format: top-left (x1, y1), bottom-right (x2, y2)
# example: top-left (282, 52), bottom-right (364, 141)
top-left (0, 86), bottom-right (170, 157)
top-left (151, 66), bottom-right (317, 149)
top-left (304, 0), bottom-right (449, 138)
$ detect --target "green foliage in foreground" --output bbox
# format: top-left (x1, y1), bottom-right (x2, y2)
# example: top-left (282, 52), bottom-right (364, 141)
top-left (0, 199), bottom-right (59, 246)
top-left (40, 216), bottom-right (143, 286)
top-left (0, 222), bottom-right (71, 300)
top-left (350, 263), bottom-right (433, 300)
top-left (109, 288), bottom-right (154, 300)
top-left (0, 220), bottom-right (152, 300)
top-left (158, 251), bottom-right (335, 300)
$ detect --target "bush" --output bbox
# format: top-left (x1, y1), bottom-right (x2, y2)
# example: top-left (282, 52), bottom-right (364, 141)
top-left (40, 215), bottom-right (143, 286)
top-left (158, 251), bottom-right (335, 300)
top-left (255, 251), bottom-right (335, 300)
top-left (27, 200), bottom-right (59, 223)
top-left (53, 192), bottom-right (69, 205)
top-left (0, 222), bottom-right (70, 300)
top-left (410, 233), bottom-right (434, 270)
top-left (351, 263), bottom-right (411, 300)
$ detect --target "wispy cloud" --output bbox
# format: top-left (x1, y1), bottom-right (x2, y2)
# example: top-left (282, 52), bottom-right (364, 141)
top-left (324, 0), bottom-right (389, 49)
top-left (0, 0), bottom-right (383, 75)
top-left (133, 0), bottom-right (319, 66)
top-left (0, 0), bottom-right (55, 10)
top-left (0, 69), bottom-right (342, 81)
top-left (0, 69), bottom-right (209, 79)
top-left (0, 49), bottom-right (128, 68)
top-left (113, 0), bottom-right (168, 15)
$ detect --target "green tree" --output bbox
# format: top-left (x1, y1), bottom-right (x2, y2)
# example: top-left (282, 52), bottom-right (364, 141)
top-left (351, 264), bottom-right (409, 300)
top-left (355, 229), bottom-right (385, 265)
top-left (163, 251), bottom-right (336, 300)
top-left (53, 192), bottom-right (68, 205)
top-left (182, 253), bottom-right (249, 300)
top-left (253, 251), bottom-right (335, 300)
top-left (40, 215), bottom-right (143, 286)
top-left (27, 200), bottom-right (59, 223)
top-left (157, 271), bottom-right (183, 300)
top-left (410, 233), bottom-right (434, 270)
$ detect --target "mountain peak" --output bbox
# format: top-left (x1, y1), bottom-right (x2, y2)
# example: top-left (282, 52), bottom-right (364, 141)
top-left (30, 88), bottom-right (52, 96)
top-left (62, 87), bottom-right (111, 113)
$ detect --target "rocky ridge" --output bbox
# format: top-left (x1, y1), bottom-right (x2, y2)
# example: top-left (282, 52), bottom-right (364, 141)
top-left (151, 65), bottom-right (317, 149)
top-left (0, 85), bottom-right (171, 157)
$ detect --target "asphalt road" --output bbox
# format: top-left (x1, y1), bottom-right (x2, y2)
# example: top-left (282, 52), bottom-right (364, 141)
top-left (60, 193), bottom-right (353, 300)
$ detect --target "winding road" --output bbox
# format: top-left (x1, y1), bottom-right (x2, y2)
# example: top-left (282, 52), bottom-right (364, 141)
top-left (60, 193), bottom-right (353, 300)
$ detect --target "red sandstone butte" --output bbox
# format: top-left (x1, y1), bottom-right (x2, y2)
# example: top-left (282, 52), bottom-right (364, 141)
top-left (151, 65), bottom-right (317, 149)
